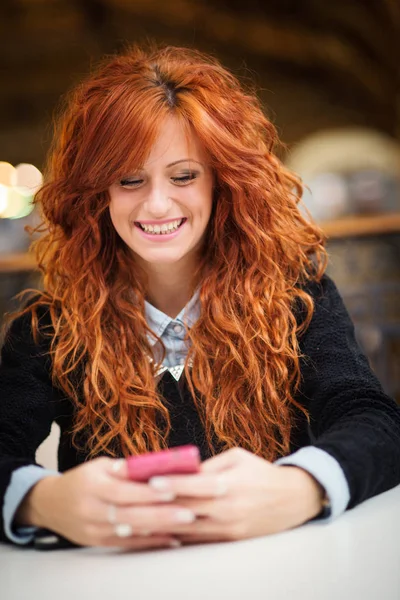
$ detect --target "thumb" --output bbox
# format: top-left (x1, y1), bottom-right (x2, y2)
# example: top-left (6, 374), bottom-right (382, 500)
top-left (107, 458), bottom-right (130, 480)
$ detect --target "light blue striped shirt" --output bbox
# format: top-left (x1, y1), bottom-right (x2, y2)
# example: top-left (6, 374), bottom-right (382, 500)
top-left (3, 290), bottom-right (349, 544)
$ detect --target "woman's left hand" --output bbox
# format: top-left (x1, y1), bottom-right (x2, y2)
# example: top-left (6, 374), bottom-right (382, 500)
top-left (148, 447), bottom-right (324, 544)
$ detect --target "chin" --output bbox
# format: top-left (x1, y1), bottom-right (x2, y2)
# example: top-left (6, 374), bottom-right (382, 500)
top-left (135, 250), bottom-right (188, 264)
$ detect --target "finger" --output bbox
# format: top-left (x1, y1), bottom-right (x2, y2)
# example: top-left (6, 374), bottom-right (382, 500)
top-left (99, 512), bottom-right (226, 538)
top-left (148, 473), bottom-right (229, 498)
top-left (98, 478), bottom-right (177, 506)
top-left (107, 458), bottom-right (131, 481)
top-left (90, 518), bottom-right (185, 545)
top-left (83, 493), bottom-right (232, 527)
top-left (161, 517), bottom-right (234, 537)
top-left (165, 497), bottom-right (233, 519)
top-left (176, 533), bottom-right (225, 545)
top-left (102, 504), bottom-right (197, 532)
top-left (102, 534), bottom-right (181, 550)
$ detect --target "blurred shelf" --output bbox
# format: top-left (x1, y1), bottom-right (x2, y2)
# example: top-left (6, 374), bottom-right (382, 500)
top-left (0, 253), bottom-right (38, 273)
top-left (321, 213), bottom-right (400, 239)
top-left (1, 213), bottom-right (400, 273)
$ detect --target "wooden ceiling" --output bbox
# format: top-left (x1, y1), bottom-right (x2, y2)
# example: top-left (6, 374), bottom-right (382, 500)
top-left (1, 0), bottom-right (399, 165)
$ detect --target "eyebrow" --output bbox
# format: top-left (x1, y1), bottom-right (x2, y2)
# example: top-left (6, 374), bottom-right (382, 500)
top-left (166, 159), bottom-right (204, 168)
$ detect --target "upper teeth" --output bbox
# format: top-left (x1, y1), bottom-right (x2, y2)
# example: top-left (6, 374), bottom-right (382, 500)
top-left (140, 219), bottom-right (184, 233)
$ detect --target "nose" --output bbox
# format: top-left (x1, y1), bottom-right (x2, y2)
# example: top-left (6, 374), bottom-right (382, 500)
top-left (144, 182), bottom-right (173, 217)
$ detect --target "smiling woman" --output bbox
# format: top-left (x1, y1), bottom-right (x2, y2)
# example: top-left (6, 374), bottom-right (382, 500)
top-left (108, 116), bottom-right (214, 314)
top-left (0, 44), bottom-right (400, 551)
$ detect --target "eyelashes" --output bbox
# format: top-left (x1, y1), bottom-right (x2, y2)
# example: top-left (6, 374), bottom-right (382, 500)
top-left (173, 173), bottom-right (197, 184)
top-left (119, 172), bottom-right (199, 188)
top-left (119, 179), bottom-right (142, 187)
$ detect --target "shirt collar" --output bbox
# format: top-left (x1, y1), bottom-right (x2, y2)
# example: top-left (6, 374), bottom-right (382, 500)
top-left (144, 288), bottom-right (201, 346)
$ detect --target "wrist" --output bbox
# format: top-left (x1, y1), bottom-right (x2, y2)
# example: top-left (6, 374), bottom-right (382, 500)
top-left (283, 466), bottom-right (326, 521)
top-left (15, 476), bottom-right (60, 529)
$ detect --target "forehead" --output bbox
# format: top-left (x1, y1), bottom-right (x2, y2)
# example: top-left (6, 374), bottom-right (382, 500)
top-left (143, 116), bottom-right (208, 168)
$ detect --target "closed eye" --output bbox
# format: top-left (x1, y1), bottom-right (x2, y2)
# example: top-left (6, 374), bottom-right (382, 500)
top-left (119, 178), bottom-right (143, 188)
top-left (171, 173), bottom-right (198, 185)
top-left (119, 171), bottom-right (199, 188)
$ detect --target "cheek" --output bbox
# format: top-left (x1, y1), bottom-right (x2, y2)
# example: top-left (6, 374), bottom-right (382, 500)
top-left (109, 195), bottom-right (132, 227)
top-left (190, 182), bottom-right (213, 220)
top-left (108, 204), bottom-right (132, 243)
top-left (200, 189), bottom-right (214, 222)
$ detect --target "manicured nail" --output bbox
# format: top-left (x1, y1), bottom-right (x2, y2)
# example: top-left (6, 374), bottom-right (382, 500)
top-left (169, 539), bottom-right (182, 548)
top-left (174, 509), bottom-right (196, 523)
top-left (157, 492), bottom-right (176, 502)
top-left (149, 476), bottom-right (170, 491)
top-left (111, 459), bottom-right (125, 473)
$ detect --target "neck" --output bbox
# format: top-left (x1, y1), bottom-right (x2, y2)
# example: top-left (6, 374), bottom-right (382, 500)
top-left (144, 262), bottom-right (197, 319)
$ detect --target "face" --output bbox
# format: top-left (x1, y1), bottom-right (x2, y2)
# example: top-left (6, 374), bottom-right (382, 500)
top-left (108, 116), bottom-right (214, 274)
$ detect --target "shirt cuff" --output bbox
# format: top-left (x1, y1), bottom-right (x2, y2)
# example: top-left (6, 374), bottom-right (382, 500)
top-left (275, 446), bottom-right (350, 521)
top-left (3, 465), bottom-right (60, 545)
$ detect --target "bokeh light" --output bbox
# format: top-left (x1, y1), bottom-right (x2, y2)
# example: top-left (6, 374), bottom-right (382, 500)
top-left (0, 184), bottom-right (8, 214)
top-left (0, 161), bottom-right (42, 219)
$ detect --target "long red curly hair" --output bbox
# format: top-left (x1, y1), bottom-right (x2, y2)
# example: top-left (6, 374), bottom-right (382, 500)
top-left (12, 44), bottom-right (327, 461)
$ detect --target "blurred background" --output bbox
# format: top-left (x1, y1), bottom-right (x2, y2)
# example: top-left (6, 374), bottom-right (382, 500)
top-left (1, 0), bottom-right (399, 402)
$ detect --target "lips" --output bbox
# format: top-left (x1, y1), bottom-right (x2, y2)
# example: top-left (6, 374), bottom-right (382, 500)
top-left (133, 217), bottom-right (188, 241)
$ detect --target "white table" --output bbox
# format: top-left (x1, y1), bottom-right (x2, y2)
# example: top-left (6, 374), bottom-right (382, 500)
top-left (1, 485), bottom-right (400, 600)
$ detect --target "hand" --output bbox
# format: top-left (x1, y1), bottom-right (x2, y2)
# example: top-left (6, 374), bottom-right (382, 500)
top-left (19, 457), bottom-right (197, 550)
top-left (146, 447), bottom-right (324, 544)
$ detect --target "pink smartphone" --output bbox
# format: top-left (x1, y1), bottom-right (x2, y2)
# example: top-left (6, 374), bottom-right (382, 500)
top-left (126, 445), bottom-right (201, 482)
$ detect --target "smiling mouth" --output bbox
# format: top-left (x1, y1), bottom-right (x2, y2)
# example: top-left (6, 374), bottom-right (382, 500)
top-left (134, 218), bottom-right (187, 234)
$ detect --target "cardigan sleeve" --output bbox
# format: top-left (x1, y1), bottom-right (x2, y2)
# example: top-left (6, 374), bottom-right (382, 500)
top-left (298, 274), bottom-right (400, 509)
top-left (0, 304), bottom-right (57, 544)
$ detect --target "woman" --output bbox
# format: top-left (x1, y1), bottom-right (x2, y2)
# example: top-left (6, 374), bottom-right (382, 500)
top-left (1, 45), bottom-right (400, 550)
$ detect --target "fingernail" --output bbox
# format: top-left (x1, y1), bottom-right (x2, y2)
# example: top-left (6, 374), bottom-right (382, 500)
top-left (112, 459), bottom-right (125, 473)
top-left (157, 492), bottom-right (176, 502)
top-left (149, 476), bottom-right (170, 491)
top-left (174, 509), bottom-right (196, 523)
top-left (169, 539), bottom-right (182, 548)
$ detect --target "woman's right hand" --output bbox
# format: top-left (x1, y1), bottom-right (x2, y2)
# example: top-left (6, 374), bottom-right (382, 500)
top-left (16, 457), bottom-right (189, 549)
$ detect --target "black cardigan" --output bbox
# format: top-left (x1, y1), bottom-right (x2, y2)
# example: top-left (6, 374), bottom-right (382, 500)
top-left (1, 275), bottom-right (400, 543)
